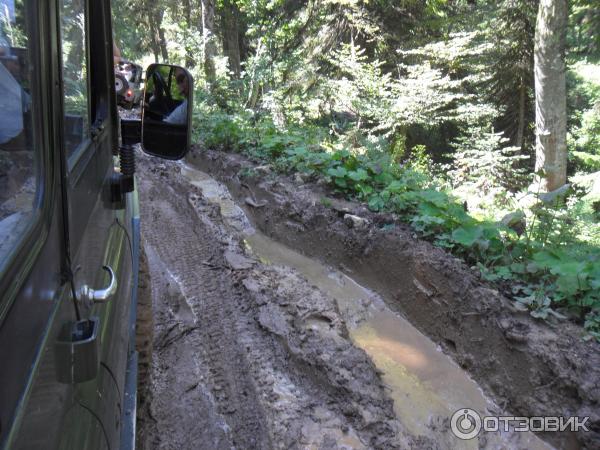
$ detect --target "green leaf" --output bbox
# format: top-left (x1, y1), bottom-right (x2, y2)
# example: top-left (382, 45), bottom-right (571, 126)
top-left (417, 189), bottom-right (448, 207)
top-left (494, 265), bottom-right (514, 280)
top-left (532, 250), bottom-right (564, 268)
top-left (334, 177), bottom-right (347, 188)
top-left (452, 225), bottom-right (482, 247)
top-left (551, 261), bottom-right (588, 278)
top-left (386, 180), bottom-right (407, 193)
top-left (417, 202), bottom-right (445, 218)
top-left (501, 210), bottom-right (526, 227)
top-left (555, 275), bottom-right (584, 296)
top-left (327, 167), bottom-right (347, 178)
top-left (588, 264), bottom-right (600, 290)
top-left (348, 168), bottom-right (369, 182)
top-left (581, 292), bottom-right (600, 308)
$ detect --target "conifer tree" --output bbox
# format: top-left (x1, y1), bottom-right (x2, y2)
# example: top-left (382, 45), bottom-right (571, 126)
top-left (534, 0), bottom-right (568, 191)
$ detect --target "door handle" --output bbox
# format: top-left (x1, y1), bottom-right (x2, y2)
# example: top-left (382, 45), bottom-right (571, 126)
top-left (79, 265), bottom-right (118, 303)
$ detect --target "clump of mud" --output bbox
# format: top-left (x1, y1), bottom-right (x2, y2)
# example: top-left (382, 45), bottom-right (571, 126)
top-left (136, 156), bottom-right (433, 449)
top-left (188, 148), bottom-right (600, 449)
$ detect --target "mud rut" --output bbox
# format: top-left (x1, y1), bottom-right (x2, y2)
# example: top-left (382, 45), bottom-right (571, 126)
top-left (137, 166), bottom-right (272, 449)
top-left (135, 149), bottom-right (599, 450)
top-left (135, 157), bottom-right (420, 449)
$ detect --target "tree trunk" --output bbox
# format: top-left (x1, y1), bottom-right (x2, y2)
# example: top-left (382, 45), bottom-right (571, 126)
top-left (154, 9), bottom-right (169, 61)
top-left (516, 76), bottom-right (526, 151)
top-left (534, 0), bottom-right (568, 192)
top-left (202, 0), bottom-right (217, 86)
top-left (220, 0), bottom-right (241, 77)
top-left (182, 0), bottom-right (195, 68)
top-left (146, 2), bottom-right (163, 63)
top-left (149, 43), bottom-right (160, 63)
top-left (158, 31), bottom-right (169, 61)
top-left (246, 40), bottom-right (264, 109)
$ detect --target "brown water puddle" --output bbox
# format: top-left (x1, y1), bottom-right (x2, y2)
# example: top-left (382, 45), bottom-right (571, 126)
top-left (181, 163), bottom-right (553, 449)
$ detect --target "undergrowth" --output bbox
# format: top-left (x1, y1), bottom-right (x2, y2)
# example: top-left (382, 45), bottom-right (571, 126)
top-left (193, 105), bottom-right (600, 340)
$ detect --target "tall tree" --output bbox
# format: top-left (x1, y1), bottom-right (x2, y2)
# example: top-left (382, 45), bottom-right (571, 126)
top-left (534, 0), bottom-right (568, 192)
top-left (489, 0), bottom-right (537, 153)
top-left (202, 0), bottom-right (217, 85)
top-left (182, 0), bottom-right (195, 68)
top-left (219, 0), bottom-right (242, 77)
top-left (145, 0), bottom-right (169, 62)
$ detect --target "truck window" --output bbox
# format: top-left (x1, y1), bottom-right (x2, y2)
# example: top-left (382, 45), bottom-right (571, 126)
top-left (0, 0), bottom-right (40, 268)
top-left (60, 0), bottom-right (90, 157)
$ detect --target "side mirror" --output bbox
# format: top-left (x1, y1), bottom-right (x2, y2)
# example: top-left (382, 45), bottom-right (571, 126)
top-left (141, 64), bottom-right (193, 160)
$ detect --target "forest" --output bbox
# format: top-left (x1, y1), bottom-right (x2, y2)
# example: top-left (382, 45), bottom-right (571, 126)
top-left (112, 0), bottom-right (600, 339)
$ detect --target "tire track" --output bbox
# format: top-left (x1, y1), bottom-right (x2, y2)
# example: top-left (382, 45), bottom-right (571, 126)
top-left (136, 155), bottom-right (424, 449)
top-left (137, 165), bottom-right (272, 449)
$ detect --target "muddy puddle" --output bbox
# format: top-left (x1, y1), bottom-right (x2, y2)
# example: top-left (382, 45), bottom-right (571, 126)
top-left (180, 162), bottom-right (554, 449)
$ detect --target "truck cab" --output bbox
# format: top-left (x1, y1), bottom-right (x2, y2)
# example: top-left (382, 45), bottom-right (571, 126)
top-left (0, 1), bottom-right (191, 448)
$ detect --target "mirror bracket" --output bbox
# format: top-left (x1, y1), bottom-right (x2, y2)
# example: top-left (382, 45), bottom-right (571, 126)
top-left (120, 118), bottom-right (141, 146)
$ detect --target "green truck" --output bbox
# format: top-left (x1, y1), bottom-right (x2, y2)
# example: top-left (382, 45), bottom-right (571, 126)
top-left (0, 0), bottom-right (192, 448)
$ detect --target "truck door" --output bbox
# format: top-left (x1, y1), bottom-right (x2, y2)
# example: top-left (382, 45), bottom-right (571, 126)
top-left (0, 0), bottom-right (98, 449)
top-left (59, 0), bottom-right (134, 446)
top-left (0, 0), bottom-right (135, 449)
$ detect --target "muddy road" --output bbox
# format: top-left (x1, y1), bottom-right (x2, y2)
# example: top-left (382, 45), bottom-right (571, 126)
top-left (135, 148), bottom-right (599, 449)
top-left (136, 157), bottom-right (414, 449)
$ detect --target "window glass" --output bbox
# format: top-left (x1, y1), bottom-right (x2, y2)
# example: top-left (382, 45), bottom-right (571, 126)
top-left (60, 0), bottom-right (89, 157)
top-left (0, 0), bottom-right (40, 262)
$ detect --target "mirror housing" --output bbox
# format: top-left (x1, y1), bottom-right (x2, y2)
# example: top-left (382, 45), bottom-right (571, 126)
top-left (134, 64), bottom-right (193, 160)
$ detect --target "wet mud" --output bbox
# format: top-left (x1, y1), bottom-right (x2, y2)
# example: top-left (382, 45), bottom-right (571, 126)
top-left (136, 156), bottom-right (425, 449)
top-left (184, 148), bottom-right (600, 449)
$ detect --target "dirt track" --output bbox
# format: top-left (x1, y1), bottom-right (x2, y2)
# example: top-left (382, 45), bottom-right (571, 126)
top-left (135, 148), bottom-right (599, 449)
top-left (135, 155), bottom-right (424, 449)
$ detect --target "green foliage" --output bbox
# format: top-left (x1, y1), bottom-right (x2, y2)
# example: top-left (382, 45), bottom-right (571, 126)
top-left (532, 250), bottom-right (599, 302)
top-left (486, 0), bottom-right (536, 152)
top-left (197, 103), bottom-right (600, 338)
top-left (569, 0), bottom-right (600, 58)
top-left (451, 127), bottom-right (529, 191)
top-left (193, 105), bottom-right (247, 151)
top-left (576, 104), bottom-right (600, 151)
top-left (0, 3), bottom-right (27, 47)
top-left (567, 61), bottom-right (600, 175)
top-left (572, 152), bottom-right (600, 172)
top-left (569, 100), bottom-right (600, 172)
top-left (112, 0), bottom-right (600, 339)
top-left (584, 312), bottom-right (600, 341)
top-left (406, 145), bottom-right (433, 176)
top-left (111, 0), bottom-right (159, 62)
